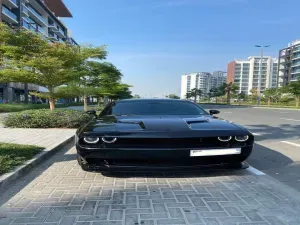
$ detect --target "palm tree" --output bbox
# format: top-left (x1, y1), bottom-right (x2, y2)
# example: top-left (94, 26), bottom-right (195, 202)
top-left (225, 82), bottom-right (239, 104)
top-left (189, 88), bottom-right (203, 103)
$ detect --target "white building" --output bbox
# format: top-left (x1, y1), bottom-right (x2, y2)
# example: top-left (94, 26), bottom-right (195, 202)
top-left (227, 56), bottom-right (278, 94)
top-left (209, 71), bottom-right (227, 91)
top-left (180, 72), bottom-right (226, 99)
top-left (278, 40), bottom-right (300, 87)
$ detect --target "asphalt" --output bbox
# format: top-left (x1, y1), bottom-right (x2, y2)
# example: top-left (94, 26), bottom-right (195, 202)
top-left (201, 104), bottom-right (300, 192)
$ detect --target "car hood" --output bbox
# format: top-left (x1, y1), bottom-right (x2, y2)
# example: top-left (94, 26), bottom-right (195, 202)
top-left (79, 115), bottom-right (249, 137)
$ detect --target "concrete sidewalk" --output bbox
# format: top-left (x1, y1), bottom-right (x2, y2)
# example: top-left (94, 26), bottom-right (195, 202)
top-left (0, 145), bottom-right (300, 225)
top-left (0, 128), bottom-right (75, 148)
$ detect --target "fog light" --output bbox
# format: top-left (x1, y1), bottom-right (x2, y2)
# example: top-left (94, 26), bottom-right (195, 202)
top-left (218, 136), bottom-right (232, 142)
top-left (83, 137), bottom-right (99, 144)
top-left (235, 135), bottom-right (249, 142)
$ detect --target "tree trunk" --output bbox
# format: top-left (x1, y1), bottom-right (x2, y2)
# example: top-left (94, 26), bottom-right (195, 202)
top-left (49, 98), bottom-right (55, 110)
top-left (226, 90), bottom-right (230, 105)
top-left (83, 95), bottom-right (88, 112)
top-left (296, 96), bottom-right (299, 108)
top-left (98, 97), bottom-right (101, 106)
top-left (268, 97), bottom-right (271, 106)
top-left (194, 95), bottom-right (197, 103)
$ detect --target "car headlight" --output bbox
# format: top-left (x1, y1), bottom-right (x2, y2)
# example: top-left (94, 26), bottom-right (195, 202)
top-left (235, 135), bottom-right (249, 142)
top-left (83, 137), bottom-right (100, 144)
top-left (218, 136), bottom-right (232, 142)
top-left (101, 137), bottom-right (117, 144)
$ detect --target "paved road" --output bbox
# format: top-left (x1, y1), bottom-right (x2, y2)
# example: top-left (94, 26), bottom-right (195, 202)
top-left (1, 143), bottom-right (300, 225)
top-left (201, 105), bottom-right (300, 192)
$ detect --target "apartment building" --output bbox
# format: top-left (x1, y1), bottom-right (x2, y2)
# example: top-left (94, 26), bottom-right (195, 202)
top-left (209, 71), bottom-right (227, 90)
top-left (227, 56), bottom-right (278, 94)
top-left (0, 0), bottom-right (77, 103)
top-left (278, 40), bottom-right (300, 87)
top-left (180, 71), bottom-right (226, 99)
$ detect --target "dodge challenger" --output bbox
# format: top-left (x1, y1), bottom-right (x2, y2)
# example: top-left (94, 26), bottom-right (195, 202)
top-left (75, 99), bottom-right (254, 171)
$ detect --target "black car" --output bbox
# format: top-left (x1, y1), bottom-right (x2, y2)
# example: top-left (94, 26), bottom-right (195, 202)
top-left (75, 99), bottom-right (254, 171)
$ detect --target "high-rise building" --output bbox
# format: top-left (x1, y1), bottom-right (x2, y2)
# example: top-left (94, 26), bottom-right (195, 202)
top-left (227, 56), bottom-right (278, 94)
top-left (181, 72), bottom-right (210, 99)
top-left (209, 71), bottom-right (227, 91)
top-left (180, 71), bottom-right (226, 99)
top-left (278, 40), bottom-right (300, 87)
top-left (0, 0), bottom-right (77, 103)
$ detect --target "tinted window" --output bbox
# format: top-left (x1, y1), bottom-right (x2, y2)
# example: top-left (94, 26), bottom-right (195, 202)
top-left (110, 101), bottom-right (208, 115)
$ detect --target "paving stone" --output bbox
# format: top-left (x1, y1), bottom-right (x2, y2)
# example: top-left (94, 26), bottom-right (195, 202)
top-left (156, 219), bottom-right (186, 225)
top-left (109, 210), bottom-right (123, 220)
top-left (1, 146), bottom-right (300, 225)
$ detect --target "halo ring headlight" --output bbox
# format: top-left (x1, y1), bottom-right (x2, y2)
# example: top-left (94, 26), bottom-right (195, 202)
top-left (101, 137), bottom-right (117, 144)
top-left (83, 137), bottom-right (100, 144)
top-left (218, 136), bottom-right (232, 142)
top-left (235, 135), bottom-right (249, 142)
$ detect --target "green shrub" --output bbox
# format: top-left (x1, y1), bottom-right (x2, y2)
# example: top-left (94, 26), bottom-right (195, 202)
top-left (0, 103), bottom-right (69, 113)
top-left (2, 109), bottom-right (92, 128)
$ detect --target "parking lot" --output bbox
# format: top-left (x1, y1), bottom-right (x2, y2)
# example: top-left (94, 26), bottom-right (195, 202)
top-left (0, 105), bottom-right (300, 225)
top-left (204, 105), bottom-right (300, 191)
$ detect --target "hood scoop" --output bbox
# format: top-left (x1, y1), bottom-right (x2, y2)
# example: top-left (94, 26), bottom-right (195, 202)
top-left (184, 117), bottom-right (210, 130)
top-left (118, 119), bottom-right (146, 129)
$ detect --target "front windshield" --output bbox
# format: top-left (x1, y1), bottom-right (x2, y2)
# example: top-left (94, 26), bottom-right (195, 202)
top-left (111, 101), bottom-right (208, 115)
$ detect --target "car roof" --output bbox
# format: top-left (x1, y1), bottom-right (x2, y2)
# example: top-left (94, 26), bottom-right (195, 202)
top-left (116, 98), bottom-right (190, 103)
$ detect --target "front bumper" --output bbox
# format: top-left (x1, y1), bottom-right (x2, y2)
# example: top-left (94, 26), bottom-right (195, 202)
top-left (76, 145), bottom-right (253, 171)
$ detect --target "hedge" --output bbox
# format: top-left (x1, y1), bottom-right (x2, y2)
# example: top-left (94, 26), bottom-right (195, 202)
top-left (2, 109), bottom-right (93, 128)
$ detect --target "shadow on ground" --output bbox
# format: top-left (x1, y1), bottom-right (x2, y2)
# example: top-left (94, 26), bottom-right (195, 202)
top-left (246, 124), bottom-right (300, 142)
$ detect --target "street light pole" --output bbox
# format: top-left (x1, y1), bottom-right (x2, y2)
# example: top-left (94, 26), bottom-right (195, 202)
top-left (255, 45), bottom-right (270, 106)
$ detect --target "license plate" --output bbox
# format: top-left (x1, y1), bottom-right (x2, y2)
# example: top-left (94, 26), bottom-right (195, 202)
top-left (190, 148), bottom-right (241, 157)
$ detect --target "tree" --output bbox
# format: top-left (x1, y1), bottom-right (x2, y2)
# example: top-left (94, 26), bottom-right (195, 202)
top-left (250, 88), bottom-right (258, 103)
top-left (185, 92), bottom-right (192, 100)
top-left (281, 79), bottom-right (300, 107)
top-left (188, 88), bottom-right (203, 103)
top-left (225, 82), bottom-right (239, 104)
top-left (109, 84), bottom-right (133, 100)
top-left (237, 92), bottom-right (248, 105)
top-left (133, 94), bottom-right (141, 99)
top-left (166, 94), bottom-right (180, 99)
top-left (263, 88), bottom-right (280, 105)
top-left (0, 24), bottom-right (107, 110)
top-left (57, 61), bottom-right (124, 111)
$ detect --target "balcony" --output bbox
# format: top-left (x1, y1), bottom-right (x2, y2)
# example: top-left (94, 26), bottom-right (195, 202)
top-left (27, 5), bottom-right (48, 26)
top-left (3, 0), bottom-right (18, 8)
top-left (57, 28), bottom-right (65, 38)
top-left (48, 24), bottom-right (59, 32)
top-left (21, 4), bottom-right (29, 16)
top-left (291, 71), bottom-right (300, 75)
top-left (291, 63), bottom-right (300, 68)
top-left (1, 6), bottom-right (18, 24)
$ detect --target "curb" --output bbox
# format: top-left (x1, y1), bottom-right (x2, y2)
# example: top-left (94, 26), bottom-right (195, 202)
top-left (0, 135), bottom-right (75, 192)
top-left (253, 107), bottom-right (300, 111)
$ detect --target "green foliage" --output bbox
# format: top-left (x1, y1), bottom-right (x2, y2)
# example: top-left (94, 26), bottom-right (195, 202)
top-left (186, 88), bottom-right (202, 103)
top-left (166, 94), bottom-right (180, 99)
top-left (2, 109), bottom-right (92, 128)
top-left (0, 103), bottom-right (68, 113)
top-left (0, 143), bottom-right (42, 175)
top-left (133, 94), bottom-right (141, 99)
top-left (281, 79), bottom-right (300, 107)
top-left (0, 23), bottom-right (107, 109)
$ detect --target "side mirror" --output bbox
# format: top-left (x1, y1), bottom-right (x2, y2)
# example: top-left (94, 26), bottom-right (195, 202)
top-left (86, 110), bottom-right (97, 116)
top-left (209, 109), bottom-right (220, 115)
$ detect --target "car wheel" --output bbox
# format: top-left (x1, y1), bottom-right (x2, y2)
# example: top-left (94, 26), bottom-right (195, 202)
top-left (77, 155), bottom-right (90, 171)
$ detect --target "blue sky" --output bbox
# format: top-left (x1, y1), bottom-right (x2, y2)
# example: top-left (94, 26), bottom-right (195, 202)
top-left (63, 0), bottom-right (300, 97)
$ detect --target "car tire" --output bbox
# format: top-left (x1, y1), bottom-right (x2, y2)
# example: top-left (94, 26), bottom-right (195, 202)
top-left (77, 155), bottom-right (90, 171)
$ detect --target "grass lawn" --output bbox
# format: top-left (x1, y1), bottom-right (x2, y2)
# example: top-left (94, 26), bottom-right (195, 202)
top-left (0, 103), bottom-right (69, 113)
top-left (0, 143), bottom-right (43, 175)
